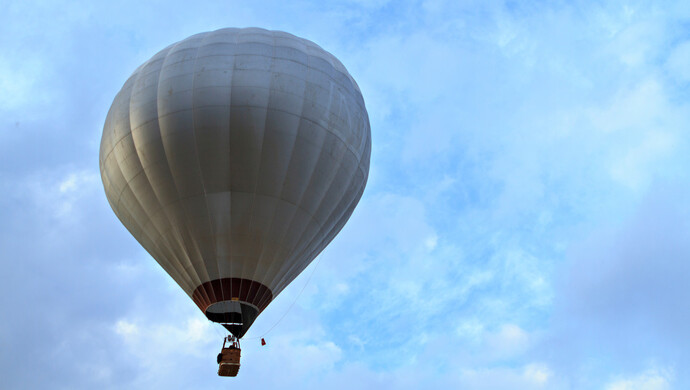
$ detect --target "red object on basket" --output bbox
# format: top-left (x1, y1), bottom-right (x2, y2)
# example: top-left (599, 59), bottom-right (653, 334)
top-left (261, 338), bottom-right (266, 346)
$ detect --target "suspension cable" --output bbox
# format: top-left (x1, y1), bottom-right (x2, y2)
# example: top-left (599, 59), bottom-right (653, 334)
top-left (243, 254), bottom-right (325, 340)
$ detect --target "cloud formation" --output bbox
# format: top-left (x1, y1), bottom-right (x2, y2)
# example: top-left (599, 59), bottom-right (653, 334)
top-left (2, 0), bottom-right (690, 389)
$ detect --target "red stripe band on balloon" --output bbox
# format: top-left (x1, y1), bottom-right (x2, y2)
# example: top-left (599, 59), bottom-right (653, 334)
top-left (192, 278), bottom-right (273, 314)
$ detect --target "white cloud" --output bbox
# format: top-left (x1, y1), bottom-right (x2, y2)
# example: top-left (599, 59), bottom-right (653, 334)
top-left (54, 171), bottom-right (100, 217)
top-left (114, 316), bottom-right (216, 359)
top-left (114, 319), bottom-right (139, 339)
top-left (523, 363), bottom-right (552, 386)
top-left (608, 19), bottom-right (663, 68)
top-left (455, 363), bottom-right (558, 390)
top-left (424, 234), bottom-right (438, 251)
top-left (609, 129), bottom-right (675, 189)
top-left (4, 0), bottom-right (690, 388)
top-left (485, 324), bottom-right (530, 360)
top-left (582, 79), bottom-right (681, 190)
top-left (456, 318), bottom-right (485, 343)
top-left (605, 368), bottom-right (673, 390)
top-left (588, 80), bottom-right (667, 135)
top-left (22, 169), bottom-right (101, 219)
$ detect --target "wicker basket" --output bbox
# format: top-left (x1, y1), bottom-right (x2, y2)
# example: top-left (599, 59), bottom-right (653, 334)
top-left (218, 348), bottom-right (241, 377)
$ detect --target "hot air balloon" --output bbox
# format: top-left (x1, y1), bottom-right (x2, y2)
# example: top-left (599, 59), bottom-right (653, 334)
top-left (99, 27), bottom-right (370, 376)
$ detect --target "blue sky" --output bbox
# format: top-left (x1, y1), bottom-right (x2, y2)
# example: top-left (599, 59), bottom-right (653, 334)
top-left (2, 0), bottom-right (690, 388)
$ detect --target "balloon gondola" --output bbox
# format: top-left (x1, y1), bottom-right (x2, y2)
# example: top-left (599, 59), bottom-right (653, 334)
top-left (99, 27), bottom-right (371, 376)
top-left (217, 335), bottom-right (241, 377)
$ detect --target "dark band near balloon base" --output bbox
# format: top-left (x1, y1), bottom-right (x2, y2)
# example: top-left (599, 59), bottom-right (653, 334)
top-left (192, 277), bottom-right (273, 315)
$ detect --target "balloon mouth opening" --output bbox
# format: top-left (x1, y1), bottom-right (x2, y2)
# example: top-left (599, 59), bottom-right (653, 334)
top-left (205, 300), bottom-right (260, 338)
top-left (191, 278), bottom-right (274, 338)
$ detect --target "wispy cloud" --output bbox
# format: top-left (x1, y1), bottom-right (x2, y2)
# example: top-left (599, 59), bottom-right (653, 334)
top-left (2, 0), bottom-right (690, 389)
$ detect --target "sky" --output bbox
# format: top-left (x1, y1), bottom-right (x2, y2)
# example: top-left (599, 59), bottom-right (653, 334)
top-left (1, 0), bottom-right (690, 389)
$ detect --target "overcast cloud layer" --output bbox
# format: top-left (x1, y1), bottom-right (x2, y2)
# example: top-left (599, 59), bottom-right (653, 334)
top-left (2, 1), bottom-right (690, 389)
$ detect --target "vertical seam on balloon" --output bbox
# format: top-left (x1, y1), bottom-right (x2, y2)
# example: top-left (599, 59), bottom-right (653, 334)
top-left (261, 41), bottom-right (359, 299)
top-left (119, 52), bottom-right (196, 293)
top-left (215, 29), bottom-right (239, 310)
top-left (154, 40), bottom-right (209, 295)
top-left (100, 78), bottom-right (135, 166)
top-left (238, 31), bottom-right (275, 307)
top-left (244, 35), bottom-right (278, 307)
top-left (266, 57), bottom-right (344, 292)
top-left (189, 31), bottom-right (225, 306)
top-left (250, 149), bottom-right (366, 337)
top-left (271, 91), bottom-right (369, 293)
top-left (218, 30), bottom-right (242, 308)
top-left (137, 60), bottom-right (199, 292)
top-left (121, 57), bottom-right (179, 278)
top-left (213, 28), bottom-right (240, 307)
top-left (142, 51), bottom-right (206, 292)
top-left (266, 73), bottom-right (337, 292)
top-left (254, 38), bottom-right (313, 305)
top-left (273, 173), bottom-right (365, 295)
top-left (207, 31), bottom-right (230, 304)
top-left (240, 32), bottom-right (268, 305)
top-left (291, 63), bottom-right (345, 231)
top-left (246, 30), bottom-right (290, 308)
top-left (271, 157), bottom-right (352, 291)
top-left (153, 39), bottom-right (211, 294)
top-left (246, 33), bottom-right (281, 311)
top-left (262, 46), bottom-right (352, 297)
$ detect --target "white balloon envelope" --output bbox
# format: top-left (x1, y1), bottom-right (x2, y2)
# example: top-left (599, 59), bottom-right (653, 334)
top-left (99, 27), bottom-right (371, 338)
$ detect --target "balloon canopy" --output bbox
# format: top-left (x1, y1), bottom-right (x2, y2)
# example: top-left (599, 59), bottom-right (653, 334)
top-left (100, 28), bottom-right (371, 338)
